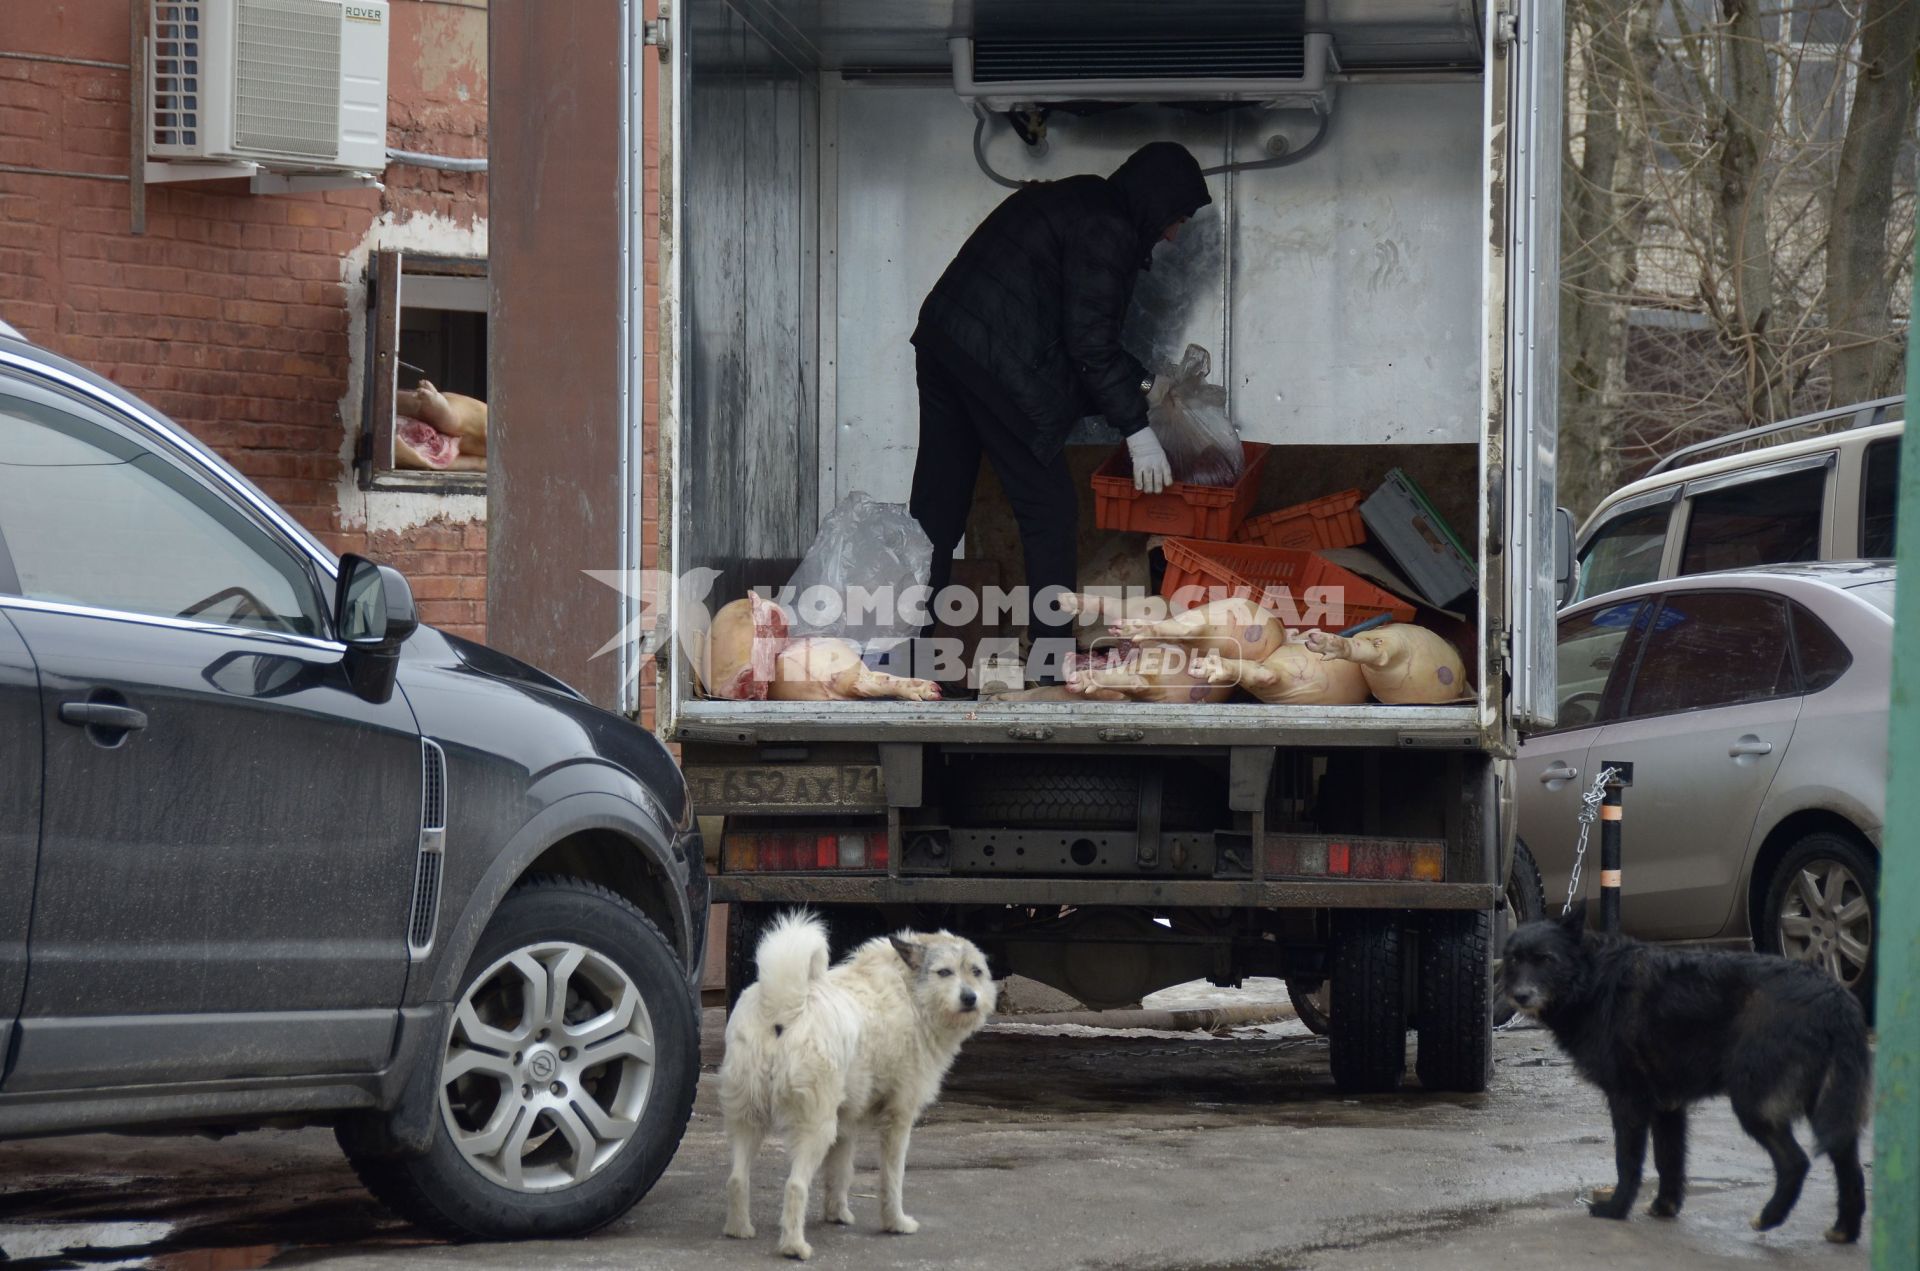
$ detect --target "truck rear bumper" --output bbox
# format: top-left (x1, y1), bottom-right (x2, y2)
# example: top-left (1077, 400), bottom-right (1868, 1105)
top-left (711, 875), bottom-right (1496, 910)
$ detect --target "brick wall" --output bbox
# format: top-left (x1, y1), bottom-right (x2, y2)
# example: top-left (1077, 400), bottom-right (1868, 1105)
top-left (0, 1), bottom-right (491, 642)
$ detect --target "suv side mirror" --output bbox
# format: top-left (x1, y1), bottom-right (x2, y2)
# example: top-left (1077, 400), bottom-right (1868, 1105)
top-left (335, 554), bottom-right (417, 701)
top-left (1553, 507), bottom-right (1576, 608)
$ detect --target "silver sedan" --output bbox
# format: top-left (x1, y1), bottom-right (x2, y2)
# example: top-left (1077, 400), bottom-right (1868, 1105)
top-left (1516, 563), bottom-right (1892, 1011)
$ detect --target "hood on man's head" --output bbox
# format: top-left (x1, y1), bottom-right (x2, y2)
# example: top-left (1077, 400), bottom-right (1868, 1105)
top-left (1108, 142), bottom-right (1212, 262)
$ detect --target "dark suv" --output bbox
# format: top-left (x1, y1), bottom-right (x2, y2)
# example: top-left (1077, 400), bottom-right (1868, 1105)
top-left (0, 335), bottom-right (705, 1239)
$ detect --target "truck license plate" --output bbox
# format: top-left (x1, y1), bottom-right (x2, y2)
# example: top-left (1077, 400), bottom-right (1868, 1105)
top-left (685, 764), bottom-right (885, 813)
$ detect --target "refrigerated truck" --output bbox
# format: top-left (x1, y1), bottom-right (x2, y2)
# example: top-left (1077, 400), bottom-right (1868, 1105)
top-left (488, 0), bottom-right (1567, 1093)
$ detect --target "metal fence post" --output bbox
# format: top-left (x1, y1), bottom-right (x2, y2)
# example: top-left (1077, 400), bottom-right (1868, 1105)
top-left (1872, 212), bottom-right (1920, 1269)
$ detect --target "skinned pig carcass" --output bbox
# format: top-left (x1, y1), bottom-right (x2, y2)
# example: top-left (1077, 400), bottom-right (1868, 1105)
top-left (395, 379), bottom-right (488, 471)
top-left (1303, 624), bottom-right (1471, 704)
top-left (701, 593), bottom-right (791, 701)
top-left (1201, 633), bottom-right (1371, 705)
top-left (771, 637), bottom-right (942, 702)
top-left (1065, 642), bottom-right (1235, 705)
top-left (1102, 594), bottom-right (1286, 664)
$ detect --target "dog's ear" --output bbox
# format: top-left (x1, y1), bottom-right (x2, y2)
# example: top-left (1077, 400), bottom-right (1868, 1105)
top-left (1559, 899), bottom-right (1589, 936)
top-left (889, 934), bottom-right (923, 970)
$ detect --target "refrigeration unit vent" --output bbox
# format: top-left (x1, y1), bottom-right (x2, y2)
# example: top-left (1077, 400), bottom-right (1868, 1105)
top-left (952, 31), bottom-right (1333, 109)
top-left (971, 35), bottom-right (1309, 83)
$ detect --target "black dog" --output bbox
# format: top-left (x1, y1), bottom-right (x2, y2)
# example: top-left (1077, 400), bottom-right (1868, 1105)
top-left (1502, 902), bottom-right (1869, 1242)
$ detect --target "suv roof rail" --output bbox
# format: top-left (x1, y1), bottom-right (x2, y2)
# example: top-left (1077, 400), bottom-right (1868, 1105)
top-left (1646, 395), bottom-right (1904, 475)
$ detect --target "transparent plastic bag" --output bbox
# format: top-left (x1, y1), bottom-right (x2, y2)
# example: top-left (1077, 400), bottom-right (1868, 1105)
top-left (1148, 343), bottom-right (1244, 487)
top-left (783, 491), bottom-right (933, 647)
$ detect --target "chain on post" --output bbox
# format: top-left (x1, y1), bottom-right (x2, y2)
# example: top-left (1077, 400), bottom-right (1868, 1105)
top-left (1561, 766), bottom-right (1619, 916)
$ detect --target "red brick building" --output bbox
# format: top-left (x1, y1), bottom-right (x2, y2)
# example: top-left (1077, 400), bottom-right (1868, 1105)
top-left (2, 0), bottom-right (494, 640)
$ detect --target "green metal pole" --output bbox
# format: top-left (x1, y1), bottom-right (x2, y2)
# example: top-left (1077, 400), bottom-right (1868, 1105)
top-left (1874, 204), bottom-right (1920, 1268)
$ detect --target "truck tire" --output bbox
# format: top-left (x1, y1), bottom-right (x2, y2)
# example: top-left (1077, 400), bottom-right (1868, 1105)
top-left (343, 876), bottom-right (699, 1240)
top-left (725, 902), bottom-right (775, 1015)
top-left (1416, 909), bottom-right (1493, 1093)
top-left (1492, 841), bottom-right (1545, 1026)
top-left (1329, 910), bottom-right (1408, 1094)
top-left (1286, 978), bottom-right (1330, 1036)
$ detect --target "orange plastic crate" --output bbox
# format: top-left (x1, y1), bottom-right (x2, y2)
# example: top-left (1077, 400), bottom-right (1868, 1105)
top-left (1159, 539), bottom-right (1417, 629)
top-left (1091, 442), bottom-right (1271, 540)
top-left (1234, 489), bottom-right (1367, 551)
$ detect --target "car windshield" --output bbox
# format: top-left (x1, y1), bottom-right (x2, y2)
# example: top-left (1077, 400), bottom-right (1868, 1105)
top-left (1848, 579), bottom-right (1896, 616)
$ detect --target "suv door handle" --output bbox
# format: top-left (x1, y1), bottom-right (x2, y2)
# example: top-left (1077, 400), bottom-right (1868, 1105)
top-left (1728, 735), bottom-right (1774, 758)
top-left (59, 701), bottom-right (149, 732)
top-left (1539, 762), bottom-right (1579, 784)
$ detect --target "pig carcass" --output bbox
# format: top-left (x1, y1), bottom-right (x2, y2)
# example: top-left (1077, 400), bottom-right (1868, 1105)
top-left (1202, 634), bottom-right (1371, 705)
top-left (395, 379), bottom-right (488, 471)
top-left (1104, 595), bottom-right (1286, 664)
top-left (702, 594), bottom-right (791, 700)
top-left (1303, 624), bottom-right (1471, 704)
top-left (1065, 643), bottom-right (1235, 704)
top-left (771, 637), bottom-right (942, 702)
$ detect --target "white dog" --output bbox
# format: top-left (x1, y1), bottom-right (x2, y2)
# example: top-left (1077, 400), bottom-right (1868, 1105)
top-left (719, 913), bottom-right (995, 1259)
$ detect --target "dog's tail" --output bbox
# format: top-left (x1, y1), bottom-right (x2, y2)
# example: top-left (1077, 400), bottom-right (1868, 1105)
top-left (1811, 1011), bottom-right (1873, 1154)
top-left (752, 910), bottom-right (830, 1030)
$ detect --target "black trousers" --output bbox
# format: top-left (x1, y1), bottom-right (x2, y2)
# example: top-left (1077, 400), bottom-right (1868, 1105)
top-left (909, 348), bottom-right (1078, 654)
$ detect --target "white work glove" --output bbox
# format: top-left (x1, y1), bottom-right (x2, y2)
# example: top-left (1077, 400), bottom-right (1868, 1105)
top-left (1127, 426), bottom-right (1173, 494)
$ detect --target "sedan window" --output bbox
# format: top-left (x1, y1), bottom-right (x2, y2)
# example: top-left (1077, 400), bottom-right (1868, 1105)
top-left (1789, 603), bottom-right (1852, 693)
top-left (0, 393), bottom-right (326, 637)
top-left (1548, 600), bottom-right (1645, 731)
top-left (1622, 592), bottom-right (1794, 719)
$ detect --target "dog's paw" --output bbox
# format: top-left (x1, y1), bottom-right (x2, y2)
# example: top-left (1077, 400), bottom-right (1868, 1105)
top-left (1750, 1208), bottom-right (1789, 1232)
top-left (825, 1203), bottom-right (856, 1226)
top-left (884, 1214), bottom-right (920, 1235)
top-left (1587, 1188), bottom-right (1630, 1221)
top-left (778, 1236), bottom-right (814, 1261)
top-left (1648, 1196), bottom-right (1681, 1219)
top-left (1825, 1225), bottom-right (1860, 1245)
top-left (723, 1217), bottom-right (756, 1240)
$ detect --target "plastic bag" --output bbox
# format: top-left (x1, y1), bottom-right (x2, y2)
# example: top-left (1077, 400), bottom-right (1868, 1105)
top-left (1148, 343), bottom-right (1244, 487)
top-left (783, 491), bottom-right (933, 648)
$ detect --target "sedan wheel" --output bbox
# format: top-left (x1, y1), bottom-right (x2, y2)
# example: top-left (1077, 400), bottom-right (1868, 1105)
top-left (1759, 831), bottom-right (1879, 1018)
top-left (443, 941), bottom-right (656, 1192)
top-left (1775, 859), bottom-right (1873, 990)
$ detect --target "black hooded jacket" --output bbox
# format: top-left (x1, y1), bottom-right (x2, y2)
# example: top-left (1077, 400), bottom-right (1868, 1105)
top-left (912, 142), bottom-right (1213, 458)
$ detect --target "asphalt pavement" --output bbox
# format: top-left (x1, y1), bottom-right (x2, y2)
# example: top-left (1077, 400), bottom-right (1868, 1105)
top-left (0, 998), bottom-right (1875, 1270)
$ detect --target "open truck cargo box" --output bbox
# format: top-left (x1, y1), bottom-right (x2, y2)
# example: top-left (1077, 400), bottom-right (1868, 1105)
top-left (488, 0), bottom-right (1565, 1096)
top-left (647, 0), bottom-right (1559, 748)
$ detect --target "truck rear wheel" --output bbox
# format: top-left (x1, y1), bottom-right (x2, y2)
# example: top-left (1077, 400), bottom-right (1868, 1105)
top-left (724, 902), bottom-right (774, 1015)
top-left (1415, 909), bottom-right (1493, 1092)
top-left (1329, 910), bottom-right (1407, 1094)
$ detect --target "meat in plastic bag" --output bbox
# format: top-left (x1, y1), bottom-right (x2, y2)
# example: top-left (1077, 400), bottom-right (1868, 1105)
top-left (783, 492), bottom-right (934, 648)
top-left (1147, 344), bottom-right (1244, 487)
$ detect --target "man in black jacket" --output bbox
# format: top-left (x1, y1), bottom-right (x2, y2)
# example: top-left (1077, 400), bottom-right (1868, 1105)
top-left (910, 141), bottom-right (1212, 681)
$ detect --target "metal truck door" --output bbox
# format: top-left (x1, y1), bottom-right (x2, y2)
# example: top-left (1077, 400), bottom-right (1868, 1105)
top-left (1497, 0), bottom-right (1565, 730)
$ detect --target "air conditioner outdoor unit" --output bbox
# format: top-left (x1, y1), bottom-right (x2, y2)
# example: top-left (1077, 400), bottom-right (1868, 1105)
top-left (951, 32), bottom-right (1336, 112)
top-left (147, 0), bottom-right (389, 174)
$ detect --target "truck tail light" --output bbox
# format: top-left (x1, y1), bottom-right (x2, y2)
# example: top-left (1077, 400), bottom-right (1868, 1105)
top-left (723, 829), bottom-right (889, 873)
top-left (1264, 835), bottom-right (1445, 881)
